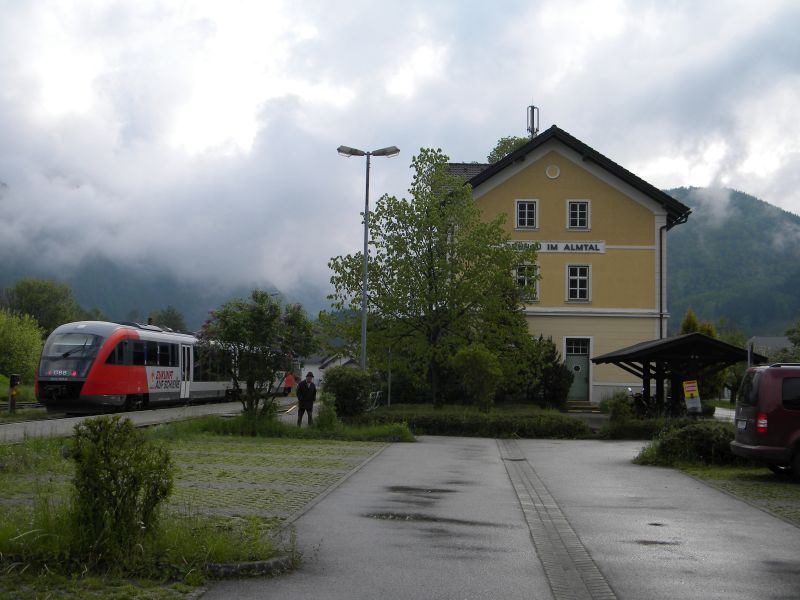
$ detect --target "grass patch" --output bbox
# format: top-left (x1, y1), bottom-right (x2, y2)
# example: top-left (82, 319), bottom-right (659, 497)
top-left (681, 464), bottom-right (800, 526)
top-left (151, 414), bottom-right (415, 443)
top-left (0, 407), bottom-right (53, 423)
top-left (351, 403), bottom-right (591, 439)
top-left (0, 422), bottom-right (387, 598)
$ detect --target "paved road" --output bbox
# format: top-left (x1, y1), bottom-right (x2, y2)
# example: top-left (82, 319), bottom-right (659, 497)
top-left (0, 398), bottom-right (305, 443)
top-left (202, 437), bottom-right (800, 600)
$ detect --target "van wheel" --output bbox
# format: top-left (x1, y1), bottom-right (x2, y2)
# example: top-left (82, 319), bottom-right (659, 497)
top-left (768, 463), bottom-right (792, 477)
top-left (792, 452), bottom-right (800, 482)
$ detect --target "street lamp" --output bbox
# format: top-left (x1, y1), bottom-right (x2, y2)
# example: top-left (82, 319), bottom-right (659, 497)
top-left (337, 144), bottom-right (400, 370)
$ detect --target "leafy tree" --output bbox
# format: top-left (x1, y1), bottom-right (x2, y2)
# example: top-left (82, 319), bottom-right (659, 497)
top-left (80, 306), bottom-right (110, 322)
top-left (199, 290), bottom-right (316, 416)
top-left (149, 305), bottom-right (188, 332)
top-left (717, 322), bottom-right (749, 404)
top-left (487, 135), bottom-right (530, 164)
top-left (787, 318), bottom-right (800, 349)
top-left (0, 308), bottom-right (43, 382)
top-left (679, 309), bottom-right (725, 400)
top-left (2, 278), bottom-right (82, 334)
top-left (329, 148), bottom-right (537, 406)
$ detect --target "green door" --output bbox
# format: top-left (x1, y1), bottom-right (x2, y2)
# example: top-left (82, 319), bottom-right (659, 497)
top-left (566, 338), bottom-right (590, 402)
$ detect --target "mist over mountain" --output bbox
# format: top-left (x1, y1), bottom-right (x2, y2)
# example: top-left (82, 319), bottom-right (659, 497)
top-left (0, 253), bottom-right (330, 331)
top-left (667, 187), bottom-right (800, 336)
top-left (1, 186), bottom-right (796, 336)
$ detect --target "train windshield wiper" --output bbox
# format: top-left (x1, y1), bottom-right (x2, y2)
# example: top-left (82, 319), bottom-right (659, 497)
top-left (61, 340), bottom-right (88, 359)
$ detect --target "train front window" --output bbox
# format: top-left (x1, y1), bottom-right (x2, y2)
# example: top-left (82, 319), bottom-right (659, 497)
top-left (39, 333), bottom-right (104, 378)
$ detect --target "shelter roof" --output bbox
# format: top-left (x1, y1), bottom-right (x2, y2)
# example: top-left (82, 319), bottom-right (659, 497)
top-left (591, 332), bottom-right (765, 379)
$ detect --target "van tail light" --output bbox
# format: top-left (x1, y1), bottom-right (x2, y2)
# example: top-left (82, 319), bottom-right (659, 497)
top-left (756, 412), bottom-right (768, 434)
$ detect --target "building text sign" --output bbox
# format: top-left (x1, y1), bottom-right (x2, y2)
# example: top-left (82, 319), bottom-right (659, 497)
top-left (510, 241), bottom-right (606, 253)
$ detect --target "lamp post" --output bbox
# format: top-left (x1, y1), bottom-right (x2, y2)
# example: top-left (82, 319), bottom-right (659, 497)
top-left (337, 144), bottom-right (400, 370)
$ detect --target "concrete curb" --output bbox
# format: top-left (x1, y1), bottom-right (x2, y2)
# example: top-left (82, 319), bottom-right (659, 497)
top-left (283, 441), bottom-right (392, 526)
top-left (205, 554), bottom-right (294, 578)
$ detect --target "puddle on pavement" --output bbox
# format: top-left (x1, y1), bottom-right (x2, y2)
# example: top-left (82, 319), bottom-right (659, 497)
top-left (386, 486), bottom-right (455, 495)
top-left (634, 539), bottom-right (681, 546)
top-left (363, 512), bottom-right (501, 528)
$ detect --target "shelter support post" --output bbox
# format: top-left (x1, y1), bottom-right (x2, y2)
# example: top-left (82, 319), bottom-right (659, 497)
top-left (655, 364), bottom-right (665, 415)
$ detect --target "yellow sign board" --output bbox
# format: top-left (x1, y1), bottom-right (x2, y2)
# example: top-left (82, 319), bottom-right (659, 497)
top-left (683, 380), bottom-right (702, 413)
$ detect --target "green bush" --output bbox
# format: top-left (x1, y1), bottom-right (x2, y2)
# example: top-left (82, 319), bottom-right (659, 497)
top-left (323, 365), bottom-right (372, 417)
top-left (312, 395), bottom-right (340, 432)
top-left (602, 391), bottom-right (634, 422)
top-left (599, 417), bottom-right (671, 440)
top-left (69, 416), bottom-right (174, 564)
top-left (634, 420), bottom-right (739, 466)
top-left (352, 410), bottom-right (590, 439)
top-left (451, 344), bottom-right (502, 412)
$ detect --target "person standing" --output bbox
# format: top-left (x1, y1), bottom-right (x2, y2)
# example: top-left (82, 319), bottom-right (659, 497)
top-left (296, 371), bottom-right (316, 426)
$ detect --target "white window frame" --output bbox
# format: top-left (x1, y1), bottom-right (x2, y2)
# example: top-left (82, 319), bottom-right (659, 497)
top-left (566, 200), bottom-right (591, 230)
top-left (515, 264), bottom-right (539, 303)
top-left (515, 199), bottom-right (538, 230)
top-left (566, 264), bottom-right (591, 302)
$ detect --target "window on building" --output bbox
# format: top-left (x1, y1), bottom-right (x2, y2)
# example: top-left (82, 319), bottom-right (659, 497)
top-left (568, 200), bottom-right (590, 229)
top-left (516, 200), bottom-right (537, 229)
top-left (516, 264), bottom-right (538, 302)
top-left (567, 265), bottom-right (590, 301)
top-left (566, 338), bottom-right (590, 355)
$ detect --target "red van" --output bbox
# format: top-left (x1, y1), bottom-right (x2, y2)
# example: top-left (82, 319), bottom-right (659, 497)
top-left (731, 364), bottom-right (800, 478)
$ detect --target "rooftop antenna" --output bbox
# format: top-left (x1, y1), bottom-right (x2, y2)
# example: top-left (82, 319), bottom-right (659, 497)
top-left (527, 104), bottom-right (540, 138)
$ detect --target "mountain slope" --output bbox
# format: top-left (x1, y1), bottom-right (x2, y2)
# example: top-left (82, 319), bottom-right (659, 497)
top-left (667, 187), bottom-right (800, 335)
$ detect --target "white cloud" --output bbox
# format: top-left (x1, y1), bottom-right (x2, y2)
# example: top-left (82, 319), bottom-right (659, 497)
top-left (1, 0), bottom-right (800, 309)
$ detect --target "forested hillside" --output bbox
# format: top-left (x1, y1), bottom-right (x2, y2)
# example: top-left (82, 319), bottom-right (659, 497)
top-left (667, 187), bottom-right (800, 336)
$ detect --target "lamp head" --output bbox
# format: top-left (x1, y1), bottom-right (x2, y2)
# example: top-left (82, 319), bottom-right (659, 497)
top-left (337, 145), bottom-right (366, 157)
top-left (371, 146), bottom-right (400, 157)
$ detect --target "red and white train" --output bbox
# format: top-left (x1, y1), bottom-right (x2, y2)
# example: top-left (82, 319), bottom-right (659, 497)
top-left (36, 321), bottom-right (233, 414)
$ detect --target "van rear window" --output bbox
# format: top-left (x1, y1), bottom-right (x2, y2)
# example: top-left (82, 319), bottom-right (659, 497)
top-left (782, 378), bottom-right (800, 410)
top-left (738, 371), bottom-right (761, 406)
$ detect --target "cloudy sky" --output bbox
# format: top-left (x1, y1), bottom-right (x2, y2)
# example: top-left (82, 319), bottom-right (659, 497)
top-left (1, 0), bottom-right (798, 304)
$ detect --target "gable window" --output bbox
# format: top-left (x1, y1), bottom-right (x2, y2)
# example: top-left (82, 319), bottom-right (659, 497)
top-left (516, 200), bottom-right (538, 229)
top-left (568, 200), bottom-right (590, 229)
top-left (515, 264), bottom-right (538, 302)
top-left (567, 265), bottom-right (590, 302)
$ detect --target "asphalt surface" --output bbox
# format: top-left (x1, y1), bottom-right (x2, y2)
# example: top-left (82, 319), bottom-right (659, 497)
top-left (0, 398), bottom-right (304, 442)
top-left (202, 437), bottom-right (800, 600)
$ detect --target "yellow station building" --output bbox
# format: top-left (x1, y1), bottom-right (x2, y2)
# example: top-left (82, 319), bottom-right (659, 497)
top-left (452, 126), bottom-right (691, 404)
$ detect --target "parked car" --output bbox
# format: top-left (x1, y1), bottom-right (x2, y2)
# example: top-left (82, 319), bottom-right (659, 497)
top-left (731, 363), bottom-right (800, 478)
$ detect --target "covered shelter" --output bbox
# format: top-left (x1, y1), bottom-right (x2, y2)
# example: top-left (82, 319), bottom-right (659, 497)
top-left (591, 332), bottom-right (767, 411)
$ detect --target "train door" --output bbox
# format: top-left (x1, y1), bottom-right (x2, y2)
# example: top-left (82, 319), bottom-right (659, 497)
top-left (180, 344), bottom-right (193, 399)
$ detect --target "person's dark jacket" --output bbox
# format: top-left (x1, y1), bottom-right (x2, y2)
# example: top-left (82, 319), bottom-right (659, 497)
top-left (297, 380), bottom-right (316, 407)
